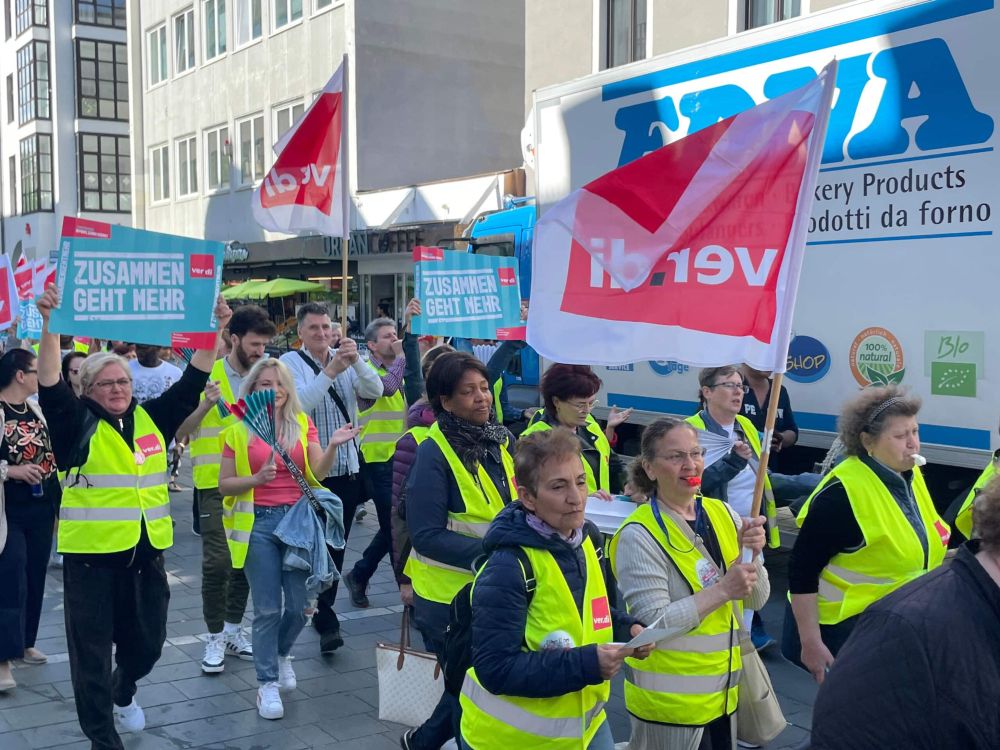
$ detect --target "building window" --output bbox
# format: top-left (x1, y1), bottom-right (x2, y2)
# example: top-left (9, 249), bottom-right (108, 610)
top-left (316, 0), bottom-right (334, 9)
top-left (8, 156), bottom-right (16, 215)
top-left (177, 135), bottom-right (198, 197)
top-left (147, 24), bottom-right (168, 86)
top-left (76, 39), bottom-right (128, 120)
top-left (174, 7), bottom-right (196, 74)
top-left (604, 0), bottom-right (646, 69)
top-left (236, 113), bottom-right (264, 185)
top-left (273, 100), bottom-right (304, 144)
top-left (14, 0), bottom-right (46, 35)
top-left (20, 133), bottom-right (53, 213)
top-left (79, 133), bottom-right (131, 213)
top-left (274, 0), bottom-right (302, 29)
top-left (4, 0), bottom-right (10, 40)
top-left (16, 40), bottom-right (49, 125)
top-left (205, 124), bottom-right (230, 191)
top-left (150, 144), bottom-right (170, 202)
top-left (76, 0), bottom-right (126, 28)
top-left (743, 0), bottom-right (800, 30)
top-left (204, 0), bottom-right (227, 60)
top-left (234, 0), bottom-right (262, 47)
top-left (5, 74), bottom-right (13, 123)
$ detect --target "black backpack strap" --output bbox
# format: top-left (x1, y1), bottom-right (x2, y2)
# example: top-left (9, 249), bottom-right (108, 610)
top-left (583, 519), bottom-right (605, 562)
top-left (295, 350), bottom-right (353, 424)
top-left (512, 547), bottom-right (536, 602)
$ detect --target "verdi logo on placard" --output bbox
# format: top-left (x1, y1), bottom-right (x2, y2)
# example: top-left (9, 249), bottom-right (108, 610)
top-left (849, 327), bottom-right (905, 387)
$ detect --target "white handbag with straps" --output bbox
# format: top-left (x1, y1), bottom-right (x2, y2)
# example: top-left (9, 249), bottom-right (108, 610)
top-left (375, 608), bottom-right (446, 727)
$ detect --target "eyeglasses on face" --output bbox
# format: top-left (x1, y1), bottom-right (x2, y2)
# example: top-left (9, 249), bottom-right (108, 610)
top-left (563, 398), bottom-right (598, 412)
top-left (94, 378), bottom-right (132, 391)
top-left (708, 382), bottom-right (748, 393)
top-left (655, 448), bottom-right (708, 464)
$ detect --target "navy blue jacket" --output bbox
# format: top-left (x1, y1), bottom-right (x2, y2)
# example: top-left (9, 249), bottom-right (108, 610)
top-left (470, 502), bottom-right (639, 698)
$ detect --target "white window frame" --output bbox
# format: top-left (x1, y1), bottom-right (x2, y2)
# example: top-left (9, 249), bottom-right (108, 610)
top-left (273, 99), bottom-right (305, 145)
top-left (236, 112), bottom-right (265, 187)
top-left (174, 7), bottom-right (196, 74)
top-left (203, 0), bottom-right (228, 61)
top-left (146, 23), bottom-right (168, 87)
top-left (176, 134), bottom-right (198, 197)
top-left (313, 0), bottom-right (342, 15)
top-left (204, 123), bottom-right (231, 193)
top-left (273, 0), bottom-right (304, 30)
top-left (730, 0), bottom-right (807, 34)
top-left (149, 143), bottom-right (170, 203)
top-left (234, 0), bottom-right (263, 49)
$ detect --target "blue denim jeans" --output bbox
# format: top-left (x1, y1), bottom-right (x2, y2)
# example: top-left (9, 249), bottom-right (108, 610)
top-left (244, 505), bottom-right (309, 684)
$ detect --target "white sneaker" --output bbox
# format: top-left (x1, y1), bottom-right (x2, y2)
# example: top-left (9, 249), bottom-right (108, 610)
top-left (257, 682), bottom-right (284, 720)
top-left (113, 699), bottom-right (145, 733)
top-left (201, 632), bottom-right (225, 674)
top-left (277, 655), bottom-right (296, 691)
top-left (224, 626), bottom-right (253, 661)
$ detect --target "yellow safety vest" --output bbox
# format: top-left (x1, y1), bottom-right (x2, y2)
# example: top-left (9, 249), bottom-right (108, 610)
top-left (358, 359), bottom-right (406, 464)
top-left (492, 378), bottom-right (504, 425)
top-left (221, 412), bottom-right (321, 568)
top-left (796, 457), bottom-right (949, 625)
top-left (403, 421), bottom-right (516, 604)
top-left (687, 412), bottom-right (780, 549)
top-left (520, 414), bottom-right (611, 495)
top-left (58, 407), bottom-right (172, 554)
top-left (609, 499), bottom-right (742, 726)
top-left (190, 358), bottom-right (238, 490)
top-left (956, 453), bottom-right (998, 539)
top-left (460, 537), bottom-right (613, 749)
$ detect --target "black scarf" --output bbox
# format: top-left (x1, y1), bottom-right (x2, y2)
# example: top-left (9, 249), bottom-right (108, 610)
top-left (436, 410), bottom-right (508, 471)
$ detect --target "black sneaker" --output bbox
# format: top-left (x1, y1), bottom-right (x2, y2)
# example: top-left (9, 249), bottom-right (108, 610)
top-left (343, 570), bottom-right (370, 608)
top-left (319, 629), bottom-right (344, 654)
top-left (399, 728), bottom-right (415, 750)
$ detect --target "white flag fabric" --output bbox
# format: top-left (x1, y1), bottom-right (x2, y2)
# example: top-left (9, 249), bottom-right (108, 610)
top-left (527, 62), bottom-right (838, 373)
top-left (252, 63), bottom-right (346, 237)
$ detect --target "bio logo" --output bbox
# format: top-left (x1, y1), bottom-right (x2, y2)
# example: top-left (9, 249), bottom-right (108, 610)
top-left (785, 335), bottom-right (831, 384)
top-left (849, 327), bottom-right (905, 387)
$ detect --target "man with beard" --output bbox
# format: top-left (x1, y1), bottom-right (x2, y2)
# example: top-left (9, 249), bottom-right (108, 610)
top-left (179, 305), bottom-right (276, 674)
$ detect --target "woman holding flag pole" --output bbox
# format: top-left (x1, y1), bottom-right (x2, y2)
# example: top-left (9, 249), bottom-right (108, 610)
top-left (217, 358), bottom-right (358, 721)
top-left (34, 284), bottom-right (230, 750)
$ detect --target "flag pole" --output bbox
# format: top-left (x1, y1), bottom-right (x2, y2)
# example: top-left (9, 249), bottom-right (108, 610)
top-left (749, 371), bottom-right (782, 520)
top-left (340, 52), bottom-right (350, 332)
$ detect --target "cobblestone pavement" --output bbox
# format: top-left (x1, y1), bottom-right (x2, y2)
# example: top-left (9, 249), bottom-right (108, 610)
top-left (0, 484), bottom-right (815, 749)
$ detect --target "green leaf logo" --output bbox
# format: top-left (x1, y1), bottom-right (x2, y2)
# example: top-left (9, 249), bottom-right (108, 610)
top-left (887, 368), bottom-right (905, 385)
top-left (865, 366), bottom-right (890, 385)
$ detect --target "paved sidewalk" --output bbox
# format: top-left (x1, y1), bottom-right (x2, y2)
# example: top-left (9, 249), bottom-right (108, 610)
top-left (0, 485), bottom-right (815, 749)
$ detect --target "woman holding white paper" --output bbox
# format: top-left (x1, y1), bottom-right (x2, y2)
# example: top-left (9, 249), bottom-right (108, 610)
top-left (609, 417), bottom-right (769, 750)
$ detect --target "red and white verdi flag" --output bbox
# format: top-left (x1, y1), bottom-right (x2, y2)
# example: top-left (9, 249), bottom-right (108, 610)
top-left (252, 62), bottom-right (346, 236)
top-left (528, 62), bottom-right (837, 373)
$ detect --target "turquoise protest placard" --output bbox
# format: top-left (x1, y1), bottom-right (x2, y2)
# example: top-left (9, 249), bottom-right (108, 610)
top-left (49, 218), bottom-right (223, 345)
top-left (18, 299), bottom-right (42, 340)
top-left (411, 247), bottom-right (524, 339)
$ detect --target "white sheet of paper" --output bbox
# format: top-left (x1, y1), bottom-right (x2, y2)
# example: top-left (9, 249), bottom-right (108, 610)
top-left (584, 496), bottom-right (636, 534)
top-left (611, 614), bottom-right (667, 649)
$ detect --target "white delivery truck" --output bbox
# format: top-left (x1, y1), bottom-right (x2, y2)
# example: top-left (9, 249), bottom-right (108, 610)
top-left (509, 0), bottom-right (999, 483)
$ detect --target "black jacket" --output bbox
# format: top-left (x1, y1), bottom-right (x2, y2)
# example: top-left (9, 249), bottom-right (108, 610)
top-left (469, 502), bottom-right (638, 698)
top-left (811, 542), bottom-right (1000, 750)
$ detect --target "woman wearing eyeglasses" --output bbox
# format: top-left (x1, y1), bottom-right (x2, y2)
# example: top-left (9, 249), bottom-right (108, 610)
top-left (520, 364), bottom-right (630, 498)
top-left (0, 349), bottom-right (59, 692)
top-left (609, 417), bottom-right (769, 750)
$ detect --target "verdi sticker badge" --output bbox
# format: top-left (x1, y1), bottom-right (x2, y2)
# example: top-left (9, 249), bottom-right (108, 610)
top-left (850, 327), bottom-right (905, 387)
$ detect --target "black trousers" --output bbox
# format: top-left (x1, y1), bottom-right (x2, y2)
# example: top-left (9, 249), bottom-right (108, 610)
top-left (0, 497), bottom-right (55, 660)
top-left (350, 460), bottom-right (394, 586)
top-left (313, 473), bottom-right (365, 635)
top-left (64, 554), bottom-right (170, 750)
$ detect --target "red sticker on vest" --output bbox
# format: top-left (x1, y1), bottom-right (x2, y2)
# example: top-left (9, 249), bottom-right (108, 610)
top-left (135, 434), bottom-right (164, 458)
top-left (592, 596), bottom-right (611, 630)
top-left (934, 519), bottom-right (951, 547)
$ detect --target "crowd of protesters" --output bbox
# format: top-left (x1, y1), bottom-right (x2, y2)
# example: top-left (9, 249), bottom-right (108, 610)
top-left (0, 288), bottom-right (996, 750)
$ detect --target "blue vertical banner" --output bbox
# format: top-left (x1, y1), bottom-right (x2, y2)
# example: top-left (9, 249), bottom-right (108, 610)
top-left (411, 246), bottom-right (524, 339)
top-left (49, 218), bottom-right (224, 345)
top-left (17, 299), bottom-right (43, 340)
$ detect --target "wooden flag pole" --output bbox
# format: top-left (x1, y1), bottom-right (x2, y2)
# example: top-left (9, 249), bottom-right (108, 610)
top-left (340, 52), bottom-right (350, 332)
top-left (749, 371), bottom-right (783, 520)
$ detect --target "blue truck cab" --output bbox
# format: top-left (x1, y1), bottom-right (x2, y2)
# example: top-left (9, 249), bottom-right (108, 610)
top-left (465, 197), bottom-right (539, 387)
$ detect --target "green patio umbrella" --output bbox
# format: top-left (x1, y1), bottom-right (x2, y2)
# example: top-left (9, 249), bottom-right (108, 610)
top-left (242, 278), bottom-right (326, 299)
top-left (221, 280), bottom-right (263, 299)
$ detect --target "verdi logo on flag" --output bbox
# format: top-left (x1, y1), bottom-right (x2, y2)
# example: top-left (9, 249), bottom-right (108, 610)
top-left (528, 63), bottom-right (837, 372)
top-left (49, 218), bottom-right (224, 345)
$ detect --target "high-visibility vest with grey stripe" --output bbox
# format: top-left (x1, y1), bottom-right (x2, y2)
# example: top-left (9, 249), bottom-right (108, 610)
top-left (189, 358), bottom-right (238, 490)
top-left (955, 454), bottom-right (997, 540)
top-left (403, 421), bottom-right (516, 605)
top-left (795, 457), bottom-right (948, 624)
top-left (520, 414), bottom-right (611, 495)
top-left (58, 406), bottom-right (172, 554)
top-left (460, 537), bottom-right (612, 749)
top-left (221, 412), bottom-right (322, 569)
top-left (358, 359), bottom-right (406, 463)
top-left (609, 498), bottom-right (742, 726)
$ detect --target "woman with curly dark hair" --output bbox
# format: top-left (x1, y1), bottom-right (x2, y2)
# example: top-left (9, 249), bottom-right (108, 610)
top-left (784, 385), bottom-right (950, 684)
